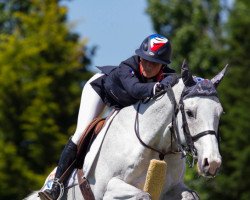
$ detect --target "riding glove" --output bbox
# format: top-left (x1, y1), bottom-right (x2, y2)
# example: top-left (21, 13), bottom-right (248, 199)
top-left (153, 83), bottom-right (164, 95)
top-left (153, 74), bottom-right (178, 96)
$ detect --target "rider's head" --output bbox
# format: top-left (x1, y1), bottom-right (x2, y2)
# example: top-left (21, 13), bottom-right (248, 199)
top-left (135, 34), bottom-right (172, 78)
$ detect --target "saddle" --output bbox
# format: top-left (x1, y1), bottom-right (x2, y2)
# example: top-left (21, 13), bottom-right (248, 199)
top-left (76, 117), bottom-right (106, 169)
top-left (76, 117), bottom-right (106, 200)
top-left (56, 117), bottom-right (105, 200)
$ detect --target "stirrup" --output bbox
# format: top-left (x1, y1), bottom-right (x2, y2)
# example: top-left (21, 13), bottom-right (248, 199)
top-left (52, 178), bottom-right (64, 200)
top-left (39, 178), bottom-right (64, 200)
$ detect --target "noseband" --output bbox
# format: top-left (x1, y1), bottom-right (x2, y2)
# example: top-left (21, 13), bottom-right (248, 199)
top-left (134, 85), bottom-right (219, 166)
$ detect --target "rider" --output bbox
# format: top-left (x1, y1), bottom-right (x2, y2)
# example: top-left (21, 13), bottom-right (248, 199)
top-left (39, 33), bottom-right (178, 200)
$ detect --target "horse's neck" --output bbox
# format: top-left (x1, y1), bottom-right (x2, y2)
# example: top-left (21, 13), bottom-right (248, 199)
top-left (139, 79), bottom-right (185, 128)
top-left (135, 80), bottom-right (185, 150)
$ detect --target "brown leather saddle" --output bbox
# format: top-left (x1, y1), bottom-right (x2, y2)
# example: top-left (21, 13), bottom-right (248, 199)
top-left (76, 117), bottom-right (106, 200)
top-left (57, 117), bottom-right (106, 200)
top-left (76, 117), bottom-right (106, 169)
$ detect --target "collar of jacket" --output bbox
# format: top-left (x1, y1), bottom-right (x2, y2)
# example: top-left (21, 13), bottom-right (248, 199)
top-left (121, 55), bottom-right (176, 82)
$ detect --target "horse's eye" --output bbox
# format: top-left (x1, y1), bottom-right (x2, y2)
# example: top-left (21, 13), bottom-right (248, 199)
top-left (186, 110), bottom-right (194, 118)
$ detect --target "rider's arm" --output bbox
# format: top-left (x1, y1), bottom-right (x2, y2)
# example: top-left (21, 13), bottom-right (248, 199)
top-left (118, 65), bottom-right (155, 99)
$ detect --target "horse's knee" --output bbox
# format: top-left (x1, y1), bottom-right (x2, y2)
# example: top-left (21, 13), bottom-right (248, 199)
top-left (135, 192), bottom-right (151, 200)
top-left (104, 177), bottom-right (148, 200)
top-left (164, 183), bottom-right (199, 200)
top-left (181, 190), bottom-right (200, 200)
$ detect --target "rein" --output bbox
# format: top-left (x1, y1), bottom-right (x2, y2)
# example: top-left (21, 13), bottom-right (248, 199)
top-left (134, 102), bottom-right (174, 160)
top-left (134, 86), bottom-right (181, 161)
top-left (134, 85), bottom-right (218, 166)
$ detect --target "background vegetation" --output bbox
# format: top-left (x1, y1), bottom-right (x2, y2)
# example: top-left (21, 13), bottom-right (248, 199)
top-left (0, 0), bottom-right (249, 199)
top-left (0, 0), bottom-right (93, 199)
top-left (147, 0), bottom-right (250, 199)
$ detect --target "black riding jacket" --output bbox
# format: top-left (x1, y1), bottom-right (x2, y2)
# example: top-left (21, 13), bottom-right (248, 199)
top-left (90, 55), bottom-right (175, 109)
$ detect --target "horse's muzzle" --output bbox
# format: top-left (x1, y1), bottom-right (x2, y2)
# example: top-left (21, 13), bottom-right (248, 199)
top-left (198, 157), bottom-right (222, 177)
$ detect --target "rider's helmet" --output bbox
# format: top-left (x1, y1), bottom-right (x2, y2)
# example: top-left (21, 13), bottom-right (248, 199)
top-left (135, 34), bottom-right (172, 64)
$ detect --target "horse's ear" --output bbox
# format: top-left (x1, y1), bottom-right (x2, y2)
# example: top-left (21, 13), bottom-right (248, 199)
top-left (181, 59), bottom-right (196, 87)
top-left (211, 64), bottom-right (229, 88)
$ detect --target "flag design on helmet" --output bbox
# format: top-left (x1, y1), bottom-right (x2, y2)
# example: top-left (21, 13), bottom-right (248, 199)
top-left (149, 34), bottom-right (168, 52)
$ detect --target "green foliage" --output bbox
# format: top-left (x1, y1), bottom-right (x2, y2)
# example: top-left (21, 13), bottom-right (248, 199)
top-left (147, 0), bottom-right (224, 76)
top-left (147, 0), bottom-right (250, 199)
top-left (0, 0), bottom-right (92, 199)
top-left (212, 1), bottom-right (250, 199)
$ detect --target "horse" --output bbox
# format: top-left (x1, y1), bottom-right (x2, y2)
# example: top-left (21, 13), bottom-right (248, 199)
top-left (26, 61), bottom-right (227, 200)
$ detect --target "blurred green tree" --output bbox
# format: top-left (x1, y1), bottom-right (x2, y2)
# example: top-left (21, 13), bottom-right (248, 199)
top-left (210, 0), bottom-right (250, 199)
top-left (147, 0), bottom-right (225, 76)
top-left (0, 0), bottom-right (93, 199)
top-left (147, 0), bottom-right (250, 199)
top-left (0, 0), bottom-right (30, 34)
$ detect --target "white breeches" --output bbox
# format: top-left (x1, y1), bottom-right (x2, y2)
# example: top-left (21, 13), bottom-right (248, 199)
top-left (71, 73), bottom-right (106, 144)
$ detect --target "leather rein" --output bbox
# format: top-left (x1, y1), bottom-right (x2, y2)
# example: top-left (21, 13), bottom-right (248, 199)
top-left (134, 85), bottom-right (219, 166)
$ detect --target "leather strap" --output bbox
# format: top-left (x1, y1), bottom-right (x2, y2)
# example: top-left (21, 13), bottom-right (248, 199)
top-left (58, 159), bottom-right (76, 183)
top-left (77, 169), bottom-right (95, 200)
top-left (191, 130), bottom-right (216, 142)
top-left (76, 111), bottom-right (118, 199)
top-left (77, 118), bottom-right (105, 156)
top-left (76, 118), bottom-right (106, 169)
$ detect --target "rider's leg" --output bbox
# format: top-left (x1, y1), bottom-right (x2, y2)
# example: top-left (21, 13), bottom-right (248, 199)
top-left (71, 73), bottom-right (106, 145)
top-left (39, 138), bottom-right (77, 200)
top-left (39, 73), bottom-right (106, 200)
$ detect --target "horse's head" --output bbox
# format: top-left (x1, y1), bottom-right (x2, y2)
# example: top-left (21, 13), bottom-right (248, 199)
top-left (174, 60), bottom-right (228, 178)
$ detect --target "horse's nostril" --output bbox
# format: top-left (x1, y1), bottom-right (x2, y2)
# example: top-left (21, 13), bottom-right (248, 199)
top-left (201, 158), bottom-right (210, 175)
top-left (203, 158), bottom-right (209, 167)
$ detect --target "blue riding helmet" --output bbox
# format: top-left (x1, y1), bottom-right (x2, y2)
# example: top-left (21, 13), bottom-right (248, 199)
top-left (135, 34), bottom-right (172, 65)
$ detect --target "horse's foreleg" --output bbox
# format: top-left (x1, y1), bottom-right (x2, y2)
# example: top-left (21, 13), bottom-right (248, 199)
top-left (103, 177), bottom-right (151, 200)
top-left (164, 183), bottom-right (199, 200)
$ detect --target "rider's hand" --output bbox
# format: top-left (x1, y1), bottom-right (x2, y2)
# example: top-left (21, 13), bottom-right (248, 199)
top-left (153, 82), bottom-right (165, 96)
top-left (160, 74), bottom-right (178, 87)
top-left (153, 75), bottom-right (178, 97)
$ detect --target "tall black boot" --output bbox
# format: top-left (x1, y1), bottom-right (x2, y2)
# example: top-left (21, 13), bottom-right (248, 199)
top-left (39, 139), bottom-right (77, 200)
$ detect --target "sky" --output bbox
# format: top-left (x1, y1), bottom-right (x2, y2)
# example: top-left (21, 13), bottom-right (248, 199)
top-left (62, 0), bottom-right (154, 71)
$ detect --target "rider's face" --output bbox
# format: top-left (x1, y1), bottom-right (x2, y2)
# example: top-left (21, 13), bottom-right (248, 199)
top-left (140, 58), bottom-right (162, 78)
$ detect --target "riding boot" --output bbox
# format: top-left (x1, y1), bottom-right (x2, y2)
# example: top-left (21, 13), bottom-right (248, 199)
top-left (39, 139), bottom-right (77, 200)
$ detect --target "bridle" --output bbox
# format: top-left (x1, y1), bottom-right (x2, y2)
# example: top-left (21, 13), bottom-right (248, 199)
top-left (134, 85), bottom-right (220, 166)
top-left (175, 88), bottom-right (219, 166)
